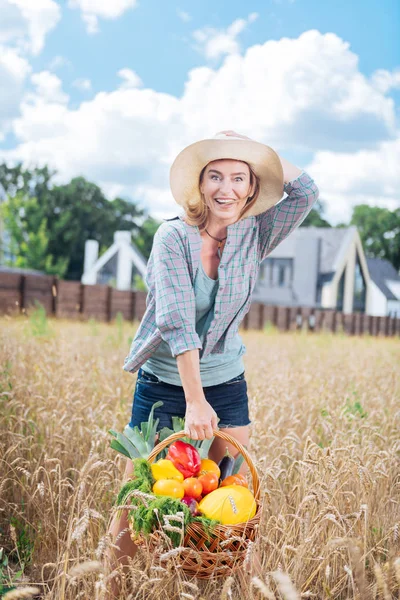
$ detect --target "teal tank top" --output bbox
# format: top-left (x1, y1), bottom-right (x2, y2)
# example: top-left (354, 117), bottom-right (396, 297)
top-left (142, 262), bottom-right (245, 386)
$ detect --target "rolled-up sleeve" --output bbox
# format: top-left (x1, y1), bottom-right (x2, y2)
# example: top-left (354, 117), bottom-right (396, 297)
top-left (147, 223), bottom-right (202, 358)
top-left (256, 171), bottom-right (319, 261)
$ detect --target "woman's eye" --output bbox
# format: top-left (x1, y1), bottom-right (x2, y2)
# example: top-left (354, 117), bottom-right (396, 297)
top-left (235, 177), bottom-right (243, 182)
top-left (211, 175), bottom-right (220, 180)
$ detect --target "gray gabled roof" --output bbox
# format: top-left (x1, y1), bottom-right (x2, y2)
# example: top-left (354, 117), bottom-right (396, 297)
top-left (366, 258), bottom-right (400, 300)
top-left (265, 226), bottom-right (353, 273)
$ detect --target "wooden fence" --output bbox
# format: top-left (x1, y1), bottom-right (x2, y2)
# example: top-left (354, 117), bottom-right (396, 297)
top-left (1, 272), bottom-right (399, 336)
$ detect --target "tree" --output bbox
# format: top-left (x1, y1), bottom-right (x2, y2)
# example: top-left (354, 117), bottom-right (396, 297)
top-left (132, 216), bottom-right (161, 259)
top-left (44, 177), bottom-right (144, 280)
top-left (300, 199), bottom-right (331, 228)
top-left (1, 194), bottom-right (69, 276)
top-left (300, 208), bottom-right (331, 227)
top-left (350, 205), bottom-right (400, 271)
top-left (0, 163), bottom-right (54, 201)
top-left (0, 162), bottom-right (146, 280)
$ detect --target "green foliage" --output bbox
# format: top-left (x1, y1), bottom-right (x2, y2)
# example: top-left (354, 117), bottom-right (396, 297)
top-left (130, 497), bottom-right (191, 546)
top-left (131, 216), bottom-right (161, 259)
top-left (0, 547), bottom-right (22, 595)
top-left (1, 194), bottom-right (69, 277)
top-left (192, 515), bottom-right (221, 542)
top-left (28, 301), bottom-right (53, 338)
top-left (88, 318), bottom-right (99, 336)
top-left (9, 517), bottom-right (34, 569)
top-left (116, 459), bottom-right (154, 506)
top-left (350, 205), bottom-right (400, 271)
top-left (300, 206), bottom-right (332, 228)
top-left (0, 163), bottom-right (54, 200)
top-left (133, 274), bottom-right (147, 291)
top-left (0, 361), bottom-right (12, 394)
top-left (263, 321), bottom-right (278, 335)
top-left (0, 163), bottom-right (145, 281)
top-left (109, 401), bottom-right (164, 460)
top-left (344, 392), bottom-right (368, 419)
top-left (44, 177), bottom-right (144, 280)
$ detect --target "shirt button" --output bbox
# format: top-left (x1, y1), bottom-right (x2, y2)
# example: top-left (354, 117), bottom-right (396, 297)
top-left (227, 241), bottom-right (231, 245)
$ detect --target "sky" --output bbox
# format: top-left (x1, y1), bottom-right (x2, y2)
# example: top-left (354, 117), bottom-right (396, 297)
top-left (0, 0), bottom-right (399, 224)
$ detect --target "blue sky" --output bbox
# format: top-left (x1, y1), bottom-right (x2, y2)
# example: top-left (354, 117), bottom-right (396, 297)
top-left (0, 0), bottom-right (399, 224)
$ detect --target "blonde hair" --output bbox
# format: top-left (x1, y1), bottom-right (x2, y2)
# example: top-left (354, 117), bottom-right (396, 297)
top-left (184, 161), bottom-right (261, 231)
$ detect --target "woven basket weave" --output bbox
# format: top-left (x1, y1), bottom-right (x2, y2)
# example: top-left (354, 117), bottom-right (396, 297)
top-left (130, 429), bottom-right (261, 578)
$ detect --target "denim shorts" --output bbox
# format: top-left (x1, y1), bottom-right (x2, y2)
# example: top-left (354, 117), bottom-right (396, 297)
top-left (129, 368), bottom-right (250, 430)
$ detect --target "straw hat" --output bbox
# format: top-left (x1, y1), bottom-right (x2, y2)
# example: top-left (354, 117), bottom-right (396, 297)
top-left (169, 132), bottom-right (284, 217)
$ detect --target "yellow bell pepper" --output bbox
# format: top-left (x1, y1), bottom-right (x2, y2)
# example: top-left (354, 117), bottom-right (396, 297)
top-left (151, 459), bottom-right (184, 482)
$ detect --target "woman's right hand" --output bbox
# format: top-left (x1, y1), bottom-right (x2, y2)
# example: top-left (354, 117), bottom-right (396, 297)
top-left (184, 396), bottom-right (218, 441)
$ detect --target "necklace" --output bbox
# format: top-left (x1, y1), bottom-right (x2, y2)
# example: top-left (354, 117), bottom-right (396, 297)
top-left (205, 228), bottom-right (227, 259)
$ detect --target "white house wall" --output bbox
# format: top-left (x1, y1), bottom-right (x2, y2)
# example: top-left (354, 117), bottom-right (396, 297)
top-left (387, 300), bottom-right (400, 317)
top-left (386, 280), bottom-right (400, 300)
top-left (368, 280), bottom-right (387, 316)
top-left (321, 281), bottom-right (335, 309)
top-left (329, 229), bottom-right (371, 314)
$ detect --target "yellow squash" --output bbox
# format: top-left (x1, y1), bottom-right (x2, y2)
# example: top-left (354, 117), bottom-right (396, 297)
top-left (198, 485), bottom-right (257, 525)
top-left (151, 459), bottom-right (184, 482)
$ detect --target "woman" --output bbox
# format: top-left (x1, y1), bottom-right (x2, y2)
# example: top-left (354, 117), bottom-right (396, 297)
top-left (107, 130), bottom-right (319, 593)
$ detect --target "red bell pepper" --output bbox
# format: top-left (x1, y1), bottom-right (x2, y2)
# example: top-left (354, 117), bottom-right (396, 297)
top-left (166, 441), bottom-right (201, 479)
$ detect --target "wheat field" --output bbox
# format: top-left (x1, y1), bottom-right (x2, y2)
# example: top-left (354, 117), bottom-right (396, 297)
top-left (1, 309), bottom-right (399, 599)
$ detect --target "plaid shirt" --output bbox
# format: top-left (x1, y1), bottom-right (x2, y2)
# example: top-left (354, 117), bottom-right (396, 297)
top-left (123, 171), bottom-right (319, 374)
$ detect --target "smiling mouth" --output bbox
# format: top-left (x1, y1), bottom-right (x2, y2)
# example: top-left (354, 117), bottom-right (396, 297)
top-left (214, 198), bottom-right (236, 206)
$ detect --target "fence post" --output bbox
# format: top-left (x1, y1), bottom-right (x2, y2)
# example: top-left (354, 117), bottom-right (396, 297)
top-left (106, 285), bottom-right (112, 322)
top-left (395, 317), bottom-right (400, 337)
top-left (51, 277), bottom-right (57, 316)
top-left (19, 275), bottom-right (26, 314)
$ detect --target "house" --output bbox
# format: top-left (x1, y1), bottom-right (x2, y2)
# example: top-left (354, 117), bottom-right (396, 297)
top-left (252, 226), bottom-right (371, 314)
top-left (366, 258), bottom-right (400, 317)
top-left (81, 230), bottom-right (147, 290)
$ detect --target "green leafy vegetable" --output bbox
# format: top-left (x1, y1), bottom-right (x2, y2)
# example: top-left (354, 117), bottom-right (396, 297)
top-left (109, 400), bottom-right (164, 459)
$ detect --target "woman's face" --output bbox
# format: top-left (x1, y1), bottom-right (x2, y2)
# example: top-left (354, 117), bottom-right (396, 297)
top-left (200, 159), bottom-right (254, 226)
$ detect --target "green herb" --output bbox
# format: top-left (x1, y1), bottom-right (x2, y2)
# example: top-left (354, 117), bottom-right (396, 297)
top-left (192, 515), bottom-right (221, 542)
top-left (130, 497), bottom-right (191, 546)
top-left (116, 458), bottom-right (154, 506)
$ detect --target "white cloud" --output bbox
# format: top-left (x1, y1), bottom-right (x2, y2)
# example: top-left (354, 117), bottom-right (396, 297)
top-left (48, 55), bottom-right (73, 72)
top-left (192, 13), bottom-right (259, 61)
top-left (0, 0), bottom-right (60, 136)
top-left (117, 68), bottom-right (143, 89)
top-left (72, 77), bottom-right (92, 92)
top-left (177, 9), bottom-right (191, 23)
top-left (68, 0), bottom-right (138, 34)
top-left (370, 68), bottom-right (400, 94)
top-left (0, 45), bottom-right (31, 134)
top-left (0, 0), bottom-right (61, 55)
top-left (306, 136), bottom-right (400, 224)
top-left (1, 30), bottom-right (398, 223)
top-left (29, 71), bottom-right (69, 104)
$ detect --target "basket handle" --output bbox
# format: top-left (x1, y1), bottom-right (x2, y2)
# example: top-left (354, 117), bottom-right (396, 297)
top-left (147, 429), bottom-right (260, 501)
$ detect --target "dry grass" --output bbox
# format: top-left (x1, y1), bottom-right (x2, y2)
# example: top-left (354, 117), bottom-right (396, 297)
top-left (0, 312), bottom-right (399, 599)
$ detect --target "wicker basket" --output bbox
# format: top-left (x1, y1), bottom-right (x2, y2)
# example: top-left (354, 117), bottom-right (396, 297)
top-left (130, 429), bottom-right (261, 578)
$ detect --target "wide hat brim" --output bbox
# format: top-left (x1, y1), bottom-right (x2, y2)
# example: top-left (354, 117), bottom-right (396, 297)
top-left (169, 134), bottom-right (284, 218)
